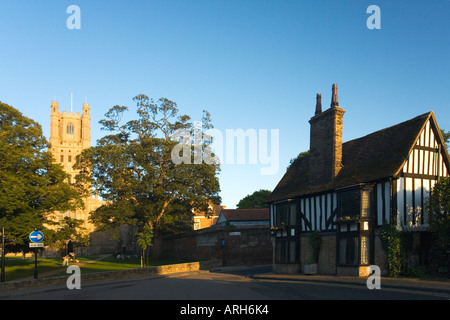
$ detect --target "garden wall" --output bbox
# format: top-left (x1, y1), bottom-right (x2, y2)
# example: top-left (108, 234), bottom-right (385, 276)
top-left (153, 225), bottom-right (272, 266)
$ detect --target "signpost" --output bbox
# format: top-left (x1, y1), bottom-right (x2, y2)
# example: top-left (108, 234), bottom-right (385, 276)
top-left (29, 243), bottom-right (44, 248)
top-left (29, 230), bottom-right (44, 243)
top-left (29, 229), bottom-right (44, 279)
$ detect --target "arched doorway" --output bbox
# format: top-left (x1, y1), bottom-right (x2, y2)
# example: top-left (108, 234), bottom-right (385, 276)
top-left (66, 240), bottom-right (74, 255)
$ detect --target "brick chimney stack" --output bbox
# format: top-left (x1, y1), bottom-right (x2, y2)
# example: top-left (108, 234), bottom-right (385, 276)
top-left (309, 84), bottom-right (345, 186)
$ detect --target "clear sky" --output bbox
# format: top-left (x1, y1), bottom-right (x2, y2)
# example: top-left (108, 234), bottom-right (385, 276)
top-left (1, 0), bottom-right (449, 208)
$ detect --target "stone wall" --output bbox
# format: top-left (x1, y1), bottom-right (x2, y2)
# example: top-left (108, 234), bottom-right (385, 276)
top-left (317, 233), bottom-right (337, 275)
top-left (373, 231), bottom-right (388, 276)
top-left (299, 232), bottom-right (336, 275)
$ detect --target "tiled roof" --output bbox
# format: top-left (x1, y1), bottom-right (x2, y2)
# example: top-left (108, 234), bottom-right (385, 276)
top-left (268, 111), bottom-right (435, 202)
top-left (220, 208), bottom-right (270, 221)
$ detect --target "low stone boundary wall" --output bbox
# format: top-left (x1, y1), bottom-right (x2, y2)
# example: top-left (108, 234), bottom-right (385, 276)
top-left (0, 260), bottom-right (222, 293)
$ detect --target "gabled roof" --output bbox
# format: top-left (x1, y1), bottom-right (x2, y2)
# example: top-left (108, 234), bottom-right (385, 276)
top-left (268, 111), bottom-right (449, 203)
top-left (219, 208), bottom-right (270, 222)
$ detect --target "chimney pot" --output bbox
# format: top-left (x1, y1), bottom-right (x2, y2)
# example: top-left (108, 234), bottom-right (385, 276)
top-left (331, 83), bottom-right (339, 108)
top-left (315, 93), bottom-right (322, 115)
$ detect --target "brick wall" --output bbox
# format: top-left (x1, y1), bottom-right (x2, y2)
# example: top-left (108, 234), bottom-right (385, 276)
top-left (309, 105), bottom-right (345, 186)
top-left (154, 225), bottom-right (272, 266)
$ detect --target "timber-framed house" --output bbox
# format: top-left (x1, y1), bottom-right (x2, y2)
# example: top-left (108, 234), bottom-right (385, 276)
top-left (267, 84), bottom-right (450, 276)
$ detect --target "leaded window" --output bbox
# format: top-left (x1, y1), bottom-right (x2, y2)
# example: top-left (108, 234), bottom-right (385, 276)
top-left (273, 201), bottom-right (299, 264)
top-left (275, 239), bottom-right (298, 264)
top-left (336, 186), bottom-right (373, 266)
top-left (337, 188), bottom-right (360, 219)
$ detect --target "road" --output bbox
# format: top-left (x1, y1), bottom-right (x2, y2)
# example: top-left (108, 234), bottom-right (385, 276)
top-left (3, 265), bottom-right (449, 301)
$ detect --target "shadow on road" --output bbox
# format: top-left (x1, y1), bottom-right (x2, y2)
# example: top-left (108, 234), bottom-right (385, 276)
top-left (209, 264), bottom-right (273, 277)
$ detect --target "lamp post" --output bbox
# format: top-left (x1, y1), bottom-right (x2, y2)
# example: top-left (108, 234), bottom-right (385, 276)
top-left (34, 248), bottom-right (38, 280)
top-left (1, 222), bottom-right (5, 282)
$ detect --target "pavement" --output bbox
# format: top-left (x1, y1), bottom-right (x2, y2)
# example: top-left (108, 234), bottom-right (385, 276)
top-left (250, 271), bottom-right (450, 296)
top-left (210, 264), bottom-right (450, 296)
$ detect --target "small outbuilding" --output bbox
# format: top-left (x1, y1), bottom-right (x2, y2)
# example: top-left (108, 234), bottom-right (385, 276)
top-left (214, 208), bottom-right (270, 227)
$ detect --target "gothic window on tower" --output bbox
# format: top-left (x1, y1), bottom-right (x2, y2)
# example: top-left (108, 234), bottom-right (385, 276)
top-left (67, 123), bottom-right (74, 135)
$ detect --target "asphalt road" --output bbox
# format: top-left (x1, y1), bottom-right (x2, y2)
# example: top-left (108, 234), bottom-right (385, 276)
top-left (3, 265), bottom-right (449, 302)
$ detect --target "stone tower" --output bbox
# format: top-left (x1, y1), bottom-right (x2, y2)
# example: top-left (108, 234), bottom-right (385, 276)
top-left (49, 100), bottom-right (90, 183)
top-left (49, 100), bottom-right (102, 233)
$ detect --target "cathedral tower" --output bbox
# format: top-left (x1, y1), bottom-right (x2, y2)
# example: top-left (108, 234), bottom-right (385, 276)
top-left (49, 100), bottom-right (90, 184)
top-left (49, 99), bottom-right (103, 233)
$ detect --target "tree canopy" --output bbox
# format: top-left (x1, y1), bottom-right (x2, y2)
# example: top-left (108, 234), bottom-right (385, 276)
top-left (441, 129), bottom-right (450, 149)
top-left (236, 189), bottom-right (272, 209)
top-left (0, 101), bottom-right (83, 253)
top-left (74, 94), bottom-right (221, 249)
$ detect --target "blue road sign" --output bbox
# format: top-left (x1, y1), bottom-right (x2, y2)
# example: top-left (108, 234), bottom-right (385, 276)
top-left (29, 230), bottom-right (44, 243)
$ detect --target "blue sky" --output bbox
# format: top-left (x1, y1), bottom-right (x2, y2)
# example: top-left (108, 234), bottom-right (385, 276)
top-left (1, 0), bottom-right (449, 208)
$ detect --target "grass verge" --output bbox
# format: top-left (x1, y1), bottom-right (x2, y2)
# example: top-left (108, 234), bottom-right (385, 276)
top-left (1, 255), bottom-right (198, 282)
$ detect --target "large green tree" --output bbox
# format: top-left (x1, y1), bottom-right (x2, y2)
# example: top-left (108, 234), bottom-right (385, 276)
top-left (236, 189), bottom-right (272, 209)
top-left (0, 101), bottom-right (83, 253)
top-left (74, 95), bottom-right (221, 253)
top-left (441, 129), bottom-right (450, 149)
top-left (426, 176), bottom-right (450, 274)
